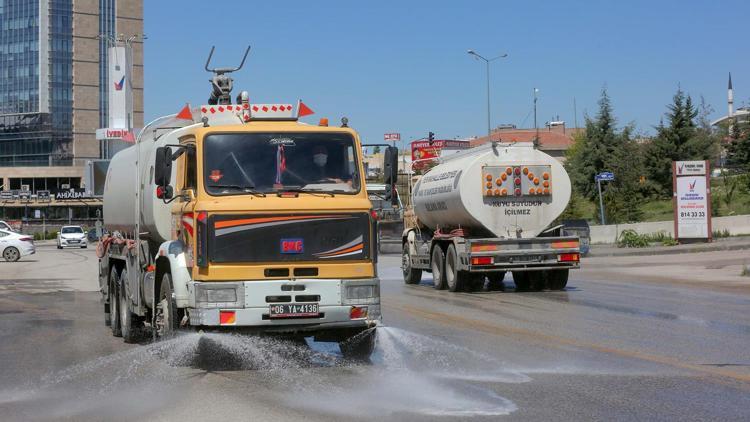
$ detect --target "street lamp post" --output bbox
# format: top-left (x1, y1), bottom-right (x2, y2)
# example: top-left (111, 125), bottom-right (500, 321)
top-left (533, 88), bottom-right (539, 149)
top-left (467, 50), bottom-right (508, 141)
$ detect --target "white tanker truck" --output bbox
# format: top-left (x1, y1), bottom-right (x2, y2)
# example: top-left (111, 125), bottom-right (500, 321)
top-left (402, 141), bottom-right (580, 292)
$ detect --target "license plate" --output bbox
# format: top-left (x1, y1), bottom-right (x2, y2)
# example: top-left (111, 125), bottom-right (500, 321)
top-left (68, 240), bottom-right (79, 243)
top-left (269, 303), bottom-right (319, 318)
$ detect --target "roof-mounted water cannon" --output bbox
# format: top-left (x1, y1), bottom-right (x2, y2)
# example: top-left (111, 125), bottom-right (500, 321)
top-left (205, 45), bottom-right (251, 105)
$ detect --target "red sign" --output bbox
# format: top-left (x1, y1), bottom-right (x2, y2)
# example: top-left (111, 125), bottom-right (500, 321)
top-left (384, 133), bottom-right (401, 141)
top-left (411, 140), bottom-right (470, 160)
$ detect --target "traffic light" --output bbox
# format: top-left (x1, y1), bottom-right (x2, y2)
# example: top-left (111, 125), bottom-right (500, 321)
top-left (428, 131), bottom-right (435, 145)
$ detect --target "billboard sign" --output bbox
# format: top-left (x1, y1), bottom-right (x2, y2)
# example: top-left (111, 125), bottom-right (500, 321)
top-left (108, 46), bottom-right (132, 129)
top-left (674, 160), bottom-right (711, 241)
top-left (411, 139), bottom-right (470, 172)
top-left (384, 133), bottom-right (400, 142)
top-left (675, 160), bottom-right (706, 176)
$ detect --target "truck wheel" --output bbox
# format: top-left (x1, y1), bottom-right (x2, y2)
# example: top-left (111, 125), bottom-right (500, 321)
top-left (402, 243), bottom-right (422, 285)
top-left (488, 272), bottom-right (506, 291)
top-left (156, 273), bottom-right (179, 338)
top-left (512, 271), bottom-right (531, 291)
top-left (2, 246), bottom-right (20, 262)
top-left (118, 269), bottom-right (140, 343)
top-left (445, 244), bottom-right (468, 292)
top-left (339, 329), bottom-right (376, 361)
top-left (110, 267), bottom-right (122, 337)
top-left (547, 269), bottom-right (569, 290)
top-left (431, 246), bottom-right (446, 290)
top-left (528, 272), bottom-right (547, 291)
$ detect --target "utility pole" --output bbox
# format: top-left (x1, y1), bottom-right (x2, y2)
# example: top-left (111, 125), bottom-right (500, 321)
top-left (597, 178), bottom-right (605, 225)
top-left (533, 88), bottom-right (539, 148)
top-left (467, 49), bottom-right (508, 142)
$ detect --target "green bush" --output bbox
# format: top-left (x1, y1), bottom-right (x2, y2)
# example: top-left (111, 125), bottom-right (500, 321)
top-left (712, 229), bottom-right (731, 239)
top-left (617, 229), bottom-right (650, 248)
top-left (46, 230), bottom-right (58, 240)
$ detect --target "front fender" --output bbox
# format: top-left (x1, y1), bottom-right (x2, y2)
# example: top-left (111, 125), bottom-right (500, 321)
top-left (157, 240), bottom-right (192, 308)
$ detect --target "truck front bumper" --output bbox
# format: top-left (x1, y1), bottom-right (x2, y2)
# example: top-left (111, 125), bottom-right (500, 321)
top-left (186, 278), bottom-right (381, 332)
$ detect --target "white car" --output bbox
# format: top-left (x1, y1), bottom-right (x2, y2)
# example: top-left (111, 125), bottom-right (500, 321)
top-left (57, 226), bottom-right (88, 249)
top-left (0, 220), bottom-right (14, 232)
top-left (0, 229), bottom-right (35, 262)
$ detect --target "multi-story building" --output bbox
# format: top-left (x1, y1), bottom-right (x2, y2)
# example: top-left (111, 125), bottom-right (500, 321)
top-left (0, 0), bottom-right (143, 229)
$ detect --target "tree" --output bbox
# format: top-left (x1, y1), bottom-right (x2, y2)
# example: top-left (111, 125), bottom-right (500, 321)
top-left (373, 146), bottom-right (381, 154)
top-left (565, 88), bottom-right (646, 223)
top-left (726, 118), bottom-right (750, 170)
top-left (644, 88), bottom-right (718, 196)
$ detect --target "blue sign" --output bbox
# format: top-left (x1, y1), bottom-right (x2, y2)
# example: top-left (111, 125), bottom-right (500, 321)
top-left (595, 172), bottom-right (615, 181)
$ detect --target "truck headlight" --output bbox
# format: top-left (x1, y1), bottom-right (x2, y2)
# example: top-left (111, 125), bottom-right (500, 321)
top-left (343, 281), bottom-right (380, 305)
top-left (197, 288), bottom-right (237, 303)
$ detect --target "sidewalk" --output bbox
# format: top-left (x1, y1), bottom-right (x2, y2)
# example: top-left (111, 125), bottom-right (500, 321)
top-left (588, 235), bottom-right (750, 257)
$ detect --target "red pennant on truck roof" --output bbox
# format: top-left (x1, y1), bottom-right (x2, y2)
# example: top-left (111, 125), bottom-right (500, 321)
top-left (297, 100), bottom-right (314, 118)
top-left (176, 104), bottom-right (193, 120)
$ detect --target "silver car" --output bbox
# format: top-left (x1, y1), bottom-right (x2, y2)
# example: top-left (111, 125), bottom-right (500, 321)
top-left (57, 226), bottom-right (88, 249)
top-left (0, 229), bottom-right (35, 262)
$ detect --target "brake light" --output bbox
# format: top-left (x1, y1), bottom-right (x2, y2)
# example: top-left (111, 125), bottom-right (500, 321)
top-left (558, 253), bottom-right (580, 262)
top-left (19, 237), bottom-right (33, 242)
top-left (471, 256), bottom-right (493, 265)
top-left (370, 209), bottom-right (378, 221)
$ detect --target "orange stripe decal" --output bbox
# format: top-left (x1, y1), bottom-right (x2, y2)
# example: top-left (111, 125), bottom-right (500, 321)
top-left (552, 240), bottom-right (579, 249)
top-left (214, 215), bottom-right (340, 229)
top-left (319, 243), bottom-right (363, 257)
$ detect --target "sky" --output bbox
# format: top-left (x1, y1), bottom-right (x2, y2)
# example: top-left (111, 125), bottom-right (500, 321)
top-left (144, 0), bottom-right (750, 149)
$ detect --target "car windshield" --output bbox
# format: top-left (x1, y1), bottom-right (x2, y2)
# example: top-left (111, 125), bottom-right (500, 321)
top-left (62, 227), bottom-right (83, 234)
top-left (203, 133), bottom-right (361, 195)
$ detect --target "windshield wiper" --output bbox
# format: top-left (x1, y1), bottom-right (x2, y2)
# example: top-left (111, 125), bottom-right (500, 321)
top-left (276, 187), bottom-right (335, 197)
top-left (209, 184), bottom-right (266, 197)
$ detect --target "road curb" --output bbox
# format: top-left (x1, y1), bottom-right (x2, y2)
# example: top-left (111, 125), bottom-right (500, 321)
top-left (588, 239), bottom-right (750, 257)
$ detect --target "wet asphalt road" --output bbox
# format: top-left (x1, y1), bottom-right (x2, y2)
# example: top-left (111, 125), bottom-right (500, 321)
top-left (1, 245), bottom-right (749, 421)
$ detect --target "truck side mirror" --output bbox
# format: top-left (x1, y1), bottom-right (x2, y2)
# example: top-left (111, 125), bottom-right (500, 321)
top-left (154, 146), bottom-right (172, 187)
top-left (384, 146), bottom-right (398, 185)
top-left (154, 147), bottom-right (174, 200)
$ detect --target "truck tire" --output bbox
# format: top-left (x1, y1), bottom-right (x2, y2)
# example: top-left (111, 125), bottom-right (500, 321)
top-left (118, 268), bottom-right (140, 343)
top-left (402, 243), bottom-right (422, 285)
top-left (110, 266), bottom-right (122, 337)
top-left (2, 246), bottom-right (20, 262)
top-left (546, 269), bottom-right (569, 290)
top-left (156, 273), bottom-right (179, 338)
top-left (431, 246), bottom-right (446, 290)
top-left (527, 272), bottom-right (547, 291)
top-left (512, 271), bottom-right (531, 291)
top-left (488, 272), bottom-right (506, 291)
top-left (445, 244), bottom-right (468, 292)
top-left (339, 329), bottom-right (376, 361)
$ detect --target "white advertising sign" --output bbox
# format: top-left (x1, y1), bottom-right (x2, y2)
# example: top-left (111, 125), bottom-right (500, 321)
top-left (108, 46), bottom-right (132, 129)
top-left (675, 160), bottom-right (706, 176)
top-left (676, 176), bottom-right (709, 238)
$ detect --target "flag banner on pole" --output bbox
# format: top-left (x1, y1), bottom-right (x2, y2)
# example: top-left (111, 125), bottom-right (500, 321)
top-left (296, 100), bottom-right (314, 118)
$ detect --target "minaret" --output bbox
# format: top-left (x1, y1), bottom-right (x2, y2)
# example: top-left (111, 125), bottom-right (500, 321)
top-left (728, 72), bottom-right (734, 117)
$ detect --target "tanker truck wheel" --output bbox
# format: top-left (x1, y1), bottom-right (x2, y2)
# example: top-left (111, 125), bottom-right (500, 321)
top-left (119, 268), bottom-right (141, 344)
top-left (155, 273), bottom-right (180, 338)
top-left (109, 266), bottom-right (122, 337)
top-left (431, 246), bottom-right (447, 290)
top-left (512, 271), bottom-right (531, 291)
top-left (546, 269), bottom-right (569, 290)
top-left (445, 244), bottom-right (469, 292)
top-left (402, 243), bottom-right (422, 284)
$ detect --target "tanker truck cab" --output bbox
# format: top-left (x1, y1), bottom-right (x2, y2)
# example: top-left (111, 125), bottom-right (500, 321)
top-left (102, 94), bottom-right (398, 359)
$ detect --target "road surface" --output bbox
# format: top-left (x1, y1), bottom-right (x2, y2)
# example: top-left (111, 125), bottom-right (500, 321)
top-left (0, 245), bottom-right (749, 421)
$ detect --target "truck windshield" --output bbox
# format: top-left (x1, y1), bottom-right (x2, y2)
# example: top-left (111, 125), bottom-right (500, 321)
top-left (203, 133), bottom-right (361, 195)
